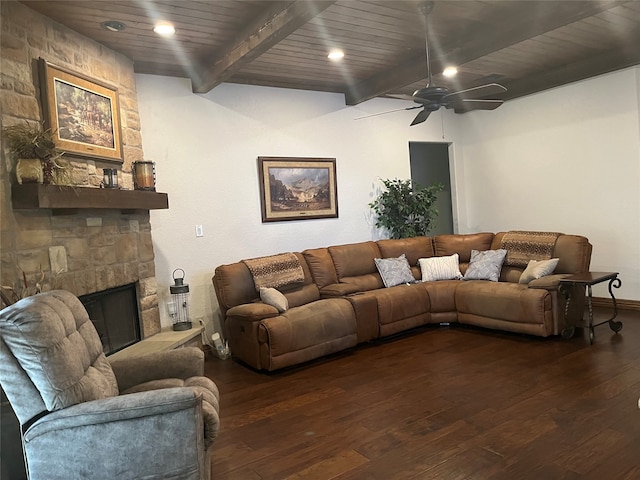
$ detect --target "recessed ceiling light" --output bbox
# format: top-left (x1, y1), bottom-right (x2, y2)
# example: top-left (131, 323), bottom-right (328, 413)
top-left (100, 20), bottom-right (126, 32)
top-left (443, 66), bottom-right (458, 77)
top-left (328, 49), bottom-right (344, 61)
top-left (153, 23), bottom-right (176, 36)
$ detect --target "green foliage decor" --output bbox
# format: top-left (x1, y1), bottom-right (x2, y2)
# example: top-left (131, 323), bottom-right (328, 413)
top-left (2, 121), bottom-right (62, 161)
top-left (2, 121), bottom-right (70, 184)
top-left (369, 178), bottom-right (444, 239)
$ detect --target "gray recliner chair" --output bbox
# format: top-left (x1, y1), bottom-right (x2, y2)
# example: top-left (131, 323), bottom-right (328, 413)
top-left (0, 290), bottom-right (220, 480)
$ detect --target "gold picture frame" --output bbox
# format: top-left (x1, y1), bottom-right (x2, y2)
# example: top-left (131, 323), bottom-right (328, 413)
top-left (258, 157), bottom-right (338, 222)
top-left (39, 59), bottom-right (123, 163)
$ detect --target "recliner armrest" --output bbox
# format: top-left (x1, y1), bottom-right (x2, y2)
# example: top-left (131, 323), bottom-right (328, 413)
top-left (109, 347), bottom-right (204, 391)
top-left (26, 387), bottom-right (199, 437)
top-left (225, 302), bottom-right (280, 321)
top-left (23, 388), bottom-right (206, 479)
top-left (527, 273), bottom-right (573, 291)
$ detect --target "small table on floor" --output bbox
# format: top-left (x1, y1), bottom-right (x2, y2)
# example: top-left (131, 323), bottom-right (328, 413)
top-left (559, 272), bottom-right (622, 344)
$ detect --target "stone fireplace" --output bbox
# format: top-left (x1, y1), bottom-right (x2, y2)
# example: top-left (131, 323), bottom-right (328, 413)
top-left (0, 1), bottom-right (163, 338)
top-left (1, 206), bottom-right (162, 338)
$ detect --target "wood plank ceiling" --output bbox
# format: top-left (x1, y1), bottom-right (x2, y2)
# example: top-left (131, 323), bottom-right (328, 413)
top-left (21, 0), bottom-right (640, 107)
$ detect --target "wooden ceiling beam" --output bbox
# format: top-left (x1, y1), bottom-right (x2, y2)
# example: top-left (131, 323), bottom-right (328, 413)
top-left (344, 0), bottom-right (627, 105)
top-left (191, 0), bottom-right (335, 93)
top-left (501, 37), bottom-right (640, 101)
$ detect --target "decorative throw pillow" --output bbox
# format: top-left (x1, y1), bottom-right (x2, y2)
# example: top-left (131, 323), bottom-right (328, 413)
top-left (259, 287), bottom-right (288, 313)
top-left (463, 249), bottom-right (508, 282)
top-left (374, 254), bottom-right (415, 288)
top-left (519, 258), bottom-right (560, 284)
top-left (418, 254), bottom-right (463, 282)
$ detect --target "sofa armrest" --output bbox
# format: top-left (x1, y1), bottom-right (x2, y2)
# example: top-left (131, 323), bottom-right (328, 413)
top-left (24, 388), bottom-right (205, 479)
top-left (226, 302), bottom-right (279, 321)
top-left (527, 273), bottom-right (573, 291)
top-left (109, 347), bottom-right (204, 392)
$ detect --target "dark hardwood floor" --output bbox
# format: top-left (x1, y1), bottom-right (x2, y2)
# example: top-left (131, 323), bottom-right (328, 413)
top-left (205, 308), bottom-right (640, 480)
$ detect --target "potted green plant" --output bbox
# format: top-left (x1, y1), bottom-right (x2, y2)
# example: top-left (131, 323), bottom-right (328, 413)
top-left (369, 178), bottom-right (443, 239)
top-left (2, 121), bottom-right (66, 184)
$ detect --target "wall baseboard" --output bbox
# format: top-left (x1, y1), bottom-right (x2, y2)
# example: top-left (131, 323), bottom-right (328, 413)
top-left (591, 297), bottom-right (640, 312)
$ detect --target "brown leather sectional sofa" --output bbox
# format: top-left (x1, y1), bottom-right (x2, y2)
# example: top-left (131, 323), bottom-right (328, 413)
top-left (213, 232), bottom-right (592, 371)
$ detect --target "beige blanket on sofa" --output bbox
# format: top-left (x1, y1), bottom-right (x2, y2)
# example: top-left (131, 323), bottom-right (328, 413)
top-left (243, 252), bottom-right (304, 292)
top-left (500, 230), bottom-right (562, 268)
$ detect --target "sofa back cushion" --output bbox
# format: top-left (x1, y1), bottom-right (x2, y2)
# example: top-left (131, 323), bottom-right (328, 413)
top-left (553, 234), bottom-right (592, 273)
top-left (434, 233), bottom-right (495, 263)
top-left (283, 283), bottom-right (321, 309)
top-left (303, 248), bottom-right (338, 288)
top-left (377, 236), bottom-right (435, 267)
top-left (492, 232), bottom-right (591, 276)
top-left (328, 241), bottom-right (382, 280)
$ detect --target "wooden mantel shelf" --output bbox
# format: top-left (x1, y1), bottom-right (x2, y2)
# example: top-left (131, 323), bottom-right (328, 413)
top-left (11, 184), bottom-right (169, 211)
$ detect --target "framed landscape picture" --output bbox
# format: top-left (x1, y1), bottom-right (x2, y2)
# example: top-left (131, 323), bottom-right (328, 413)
top-left (39, 59), bottom-right (123, 163)
top-left (258, 157), bottom-right (338, 222)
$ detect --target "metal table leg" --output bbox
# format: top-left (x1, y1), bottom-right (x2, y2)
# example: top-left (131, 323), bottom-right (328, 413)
top-left (589, 276), bottom-right (623, 343)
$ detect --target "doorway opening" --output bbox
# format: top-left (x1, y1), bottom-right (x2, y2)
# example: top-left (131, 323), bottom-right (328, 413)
top-left (409, 142), bottom-right (455, 235)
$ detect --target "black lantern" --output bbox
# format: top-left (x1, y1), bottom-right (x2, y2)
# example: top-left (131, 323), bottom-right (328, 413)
top-left (169, 268), bottom-right (192, 331)
top-left (102, 168), bottom-right (118, 189)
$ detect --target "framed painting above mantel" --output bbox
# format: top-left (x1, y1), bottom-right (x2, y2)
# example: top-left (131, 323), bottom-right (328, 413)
top-left (39, 59), bottom-right (123, 163)
top-left (258, 157), bottom-right (338, 222)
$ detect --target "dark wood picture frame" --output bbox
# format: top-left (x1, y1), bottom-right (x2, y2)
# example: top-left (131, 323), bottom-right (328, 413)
top-left (258, 157), bottom-right (338, 222)
top-left (39, 59), bottom-right (123, 163)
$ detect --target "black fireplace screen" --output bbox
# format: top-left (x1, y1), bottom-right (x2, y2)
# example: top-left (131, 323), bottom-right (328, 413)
top-left (79, 283), bottom-right (141, 355)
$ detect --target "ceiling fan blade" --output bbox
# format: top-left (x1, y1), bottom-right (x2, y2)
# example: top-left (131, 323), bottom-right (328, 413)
top-left (354, 105), bottom-right (422, 120)
top-left (444, 83), bottom-right (507, 101)
top-left (450, 99), bottom-right (504, 113)
top-left (410, 108), bottom-right (432, 126)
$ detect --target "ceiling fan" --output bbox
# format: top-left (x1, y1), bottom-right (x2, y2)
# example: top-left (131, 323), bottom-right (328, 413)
top-left (366, 2), bottom-right (507, 126)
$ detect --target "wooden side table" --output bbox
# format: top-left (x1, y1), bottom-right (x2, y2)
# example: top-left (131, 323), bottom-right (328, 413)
top-left (559, 272), bottom-right (622, 344)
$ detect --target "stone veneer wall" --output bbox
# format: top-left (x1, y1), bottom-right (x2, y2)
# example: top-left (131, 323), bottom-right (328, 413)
top-left (0, 2), bottom-right (160, 336)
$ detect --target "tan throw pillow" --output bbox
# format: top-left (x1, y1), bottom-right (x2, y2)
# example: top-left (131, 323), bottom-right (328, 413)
top-left (418, 254), bottom-right (463, 282)
top-left (519, 258), bottom-right (560, 284)
top-left (259, 287), bottom-right (288, 312)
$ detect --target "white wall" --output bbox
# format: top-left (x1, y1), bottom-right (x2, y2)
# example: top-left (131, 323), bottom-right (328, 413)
top-left (457, 67), bottom-right (640, 300)
top-left (136, 76), bottom-right (461, 333)
top-left (137, 68), bottom-right (640, 337)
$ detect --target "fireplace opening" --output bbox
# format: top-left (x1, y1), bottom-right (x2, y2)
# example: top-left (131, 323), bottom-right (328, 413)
top-left (79, 283), bottom-right (141, 355)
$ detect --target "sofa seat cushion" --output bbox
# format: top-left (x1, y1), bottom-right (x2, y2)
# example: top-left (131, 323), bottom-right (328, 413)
top-left (421, 280), bottom-right (460, 314)
top-left (257, 298), bottom-right (357, 370)
top-left (373, 284), bottom-right (430, 336)
top-left (456, 281), bottom-right (552, 326)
